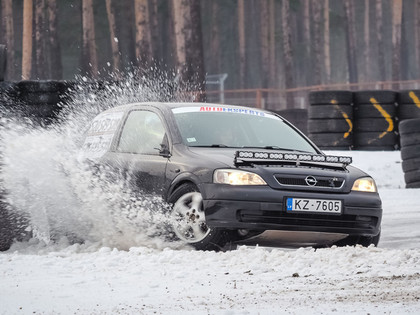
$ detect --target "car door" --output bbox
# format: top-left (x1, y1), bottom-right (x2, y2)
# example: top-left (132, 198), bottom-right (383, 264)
top-left (109, 109), bottom-right (170, 195)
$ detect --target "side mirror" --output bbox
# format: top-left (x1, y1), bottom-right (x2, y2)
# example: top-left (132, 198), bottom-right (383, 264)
top-left (158, 143), bottom-right (171, 158)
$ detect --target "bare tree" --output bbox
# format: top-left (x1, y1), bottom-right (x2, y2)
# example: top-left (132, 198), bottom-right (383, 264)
top-left (260, 0), bottom-right (269, 88)
top-left (375, 0), bottom-right (386, 81)
top-left (312, 1), bottom-right (322, 86)
top-left (172, 0), bottom-right (187, 73)
top-left (323, 0), bottom-right (331, 83)
top-left (34, 0), bottom-right (47, 79)
top-left (82, 0), bottom-right (98, 78)
top-left (172, 0), bottom-right (205, 98)
top-left (238, 0), bottom-right (246, 88)
top-left (188, 0), bottom-right (205, 98)
top-left (149, 0), bottom-right (160, 62)
top-left (47, 0), bottom-right (62, 79)
top-left (22, 0), bottom-right (33, 79)
top-left (303, 0), bottom-right (311, 86)
top-left (363, 0), bottom-right (370, 81)
top-left (343, 0), bottom-right (357, 84)
top-left (1, 0), bottom-right (14, 80)
top-left (282, 0), bottom-right (294, 108)
top-left (106, 0), bottom-right (121, 75)
top-left (210, 0), bottom-right (221, 74)
top-left (268, 0), bottom-right (276, 86)
top-left (134, 0), bottom-right (152, 67)
top-left (391, 0), bottom-right (403, 87)
top-left (416, 0), bottom-right (420, 74)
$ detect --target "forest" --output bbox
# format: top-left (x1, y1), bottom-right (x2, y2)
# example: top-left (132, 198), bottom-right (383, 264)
top-left (0, 0), bottom-right (418, 109)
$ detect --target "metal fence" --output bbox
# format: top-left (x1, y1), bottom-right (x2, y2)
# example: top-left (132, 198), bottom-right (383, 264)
top-left (203, 79), bottom-right (420, 111)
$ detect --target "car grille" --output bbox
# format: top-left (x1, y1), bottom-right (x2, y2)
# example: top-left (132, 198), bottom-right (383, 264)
top-left (274, 175), bottom-right (345, 189)
top-left (239, 210), bottom-right (378, 230)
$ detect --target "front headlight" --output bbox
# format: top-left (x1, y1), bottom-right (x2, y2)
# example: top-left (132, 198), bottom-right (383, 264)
top-left (214, 169), bottom-right (267, 185)
top-left (352, 177), bottom-right (377, 192)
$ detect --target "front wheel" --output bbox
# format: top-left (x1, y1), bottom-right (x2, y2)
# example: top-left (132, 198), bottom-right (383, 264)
top-left (168, 183), bottom-right (228, 251)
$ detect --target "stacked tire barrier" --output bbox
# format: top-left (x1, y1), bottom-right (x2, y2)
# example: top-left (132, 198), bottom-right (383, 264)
top-left (353, 90), bottom-right (398, 150)
top-left (16, 80), bottom-right (70, 124)
top-left (397, 90), bottom-right (420, 121)
top-left (399, 118), bottom-right (420, 188)
top-left (307, 91), bottom-right (353, 150)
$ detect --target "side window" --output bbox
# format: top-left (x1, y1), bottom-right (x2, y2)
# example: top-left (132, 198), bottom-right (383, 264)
top-left (117, 111), bottom-right (165, 154)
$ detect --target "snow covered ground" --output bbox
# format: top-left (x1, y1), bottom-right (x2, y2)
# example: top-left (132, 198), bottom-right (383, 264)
top-left (1, 150), bottom-right (419, 315)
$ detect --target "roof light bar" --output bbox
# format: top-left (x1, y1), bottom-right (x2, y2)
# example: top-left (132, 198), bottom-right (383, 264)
top-left (235, 151), bottom-right (352, 165)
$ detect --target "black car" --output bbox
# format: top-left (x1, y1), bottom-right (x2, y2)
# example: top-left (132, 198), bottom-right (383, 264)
top-left (81, 102), bottom-right (382, 250)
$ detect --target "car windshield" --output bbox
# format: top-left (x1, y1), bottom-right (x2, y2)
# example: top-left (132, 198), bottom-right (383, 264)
top-left (172, 106), bottom-right (317, 153)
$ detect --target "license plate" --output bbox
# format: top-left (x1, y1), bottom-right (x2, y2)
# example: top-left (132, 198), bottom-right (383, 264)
top-left (286, 198), bottom-right (342, 214)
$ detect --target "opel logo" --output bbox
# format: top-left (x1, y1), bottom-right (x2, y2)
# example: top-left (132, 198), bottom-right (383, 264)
top-left (305, 176), bottom-right (317, 186)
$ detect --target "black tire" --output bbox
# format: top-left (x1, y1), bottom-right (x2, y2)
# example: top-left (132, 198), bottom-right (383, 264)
top-left (20, 92), bottom-right (61, 105)
top-left (168, 183), bottom-right (228, 251)
top-left (400, 132), bottom-right (420, 147)
top-left (401, 144), bottom-right (420, 160)
top-left (0, 81), bottom-right (17, 96)
top-left (308, 118), bottom-right (353, 133)
top-left (355, 118), bottom-right (396, 132)
top-left (404, 169), bottom-right (420, 184)
top-left (398, 90), bottom-right (420, 104)
top-left (402, 157), bottom-right (420, 173)
top-left (308, 104), bottom-right (353, 119)
top-left (309, 133), bottom-right (353, 148)
top-left (333, 232), bottom-right (380, 247)
top-left (22, 104), bottom-right (58, 117)
top-left (18, 80), bottom-right (65, 93)
top-left (354, 103), bottom-right (396, 118)
top-left (353, 90), bottom-right (397, 104)
top-left (308, 91), bottom-right (353, 105)
top-left (406, 181), bottom-right (420, 188)
top-left (399, 118), bottom-right (420, 135)
top-left (0, 209), bottom-right (14, 251)
top-left (354, 132), bottom-right (398, 146)
top-left (0, 44), bottom-right (6, 81)
top-left (397, 104), bottom-right (420, 120)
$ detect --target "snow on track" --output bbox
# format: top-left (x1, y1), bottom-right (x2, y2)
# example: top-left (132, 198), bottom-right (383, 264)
top-left (1, 151), bottom-right (420, 314)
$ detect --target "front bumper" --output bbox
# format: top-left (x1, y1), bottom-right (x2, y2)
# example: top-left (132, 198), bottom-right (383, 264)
top-left (203, 184), bottom-right (382, 237)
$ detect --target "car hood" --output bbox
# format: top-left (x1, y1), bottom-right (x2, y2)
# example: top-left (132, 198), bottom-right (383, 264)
top-left (187, 147), bottom-right (238, 168)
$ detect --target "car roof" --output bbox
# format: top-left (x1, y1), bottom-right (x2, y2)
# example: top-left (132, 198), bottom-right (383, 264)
top-left (100, 102), bottom-right (271, 114)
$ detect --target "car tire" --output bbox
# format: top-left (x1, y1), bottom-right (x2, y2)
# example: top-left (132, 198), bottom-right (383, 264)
top-left (354, 132), bottom-right (398, 147)
top-left (308, 91), bottom-right (353, 105)
top-left (308, 133), bottom-right (353, 148)
top-left (402, 157), bottom-right (420, 173)
top-left (168, 183), bottom-right (228, 251)
top-left (0, 210), bottom-right (14, 251)
top-left (355, 118), bottom-right (396, 132)
top-left (354, 103), bottom-right (396, 118)
top-left (333, 232), bottom-right (380, 247)
top-left (397, 104), bottom-right (420, 120)
top-left (398, 90), bottom-right (420, 104)
top-left (404, 169), bottom-right (420, 184)
top-left (406, 181), bottom-right (420, 188)
top-left (17, 80), bottom-right (64, 93)
top-left (353, 90), bottom-right (397, 104)
top-left (308, 119), bottom-right (352, 133)
top-left (0, 44), bottom-right (6, 81)
top-left (20, 92), bottom-right (61, 105)
top-left (401, 144), bottom-right (420, 160)
top-left (308, 105), bottom-right (353, 119)
top-left (399, 118), bottom-right (420, 135)
top-left (400, 133), bottom-right (420, 147)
